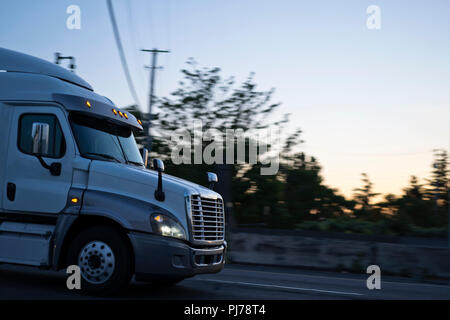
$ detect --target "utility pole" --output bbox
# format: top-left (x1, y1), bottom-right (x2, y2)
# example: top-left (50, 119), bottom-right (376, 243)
top-left (141, 48), bottom-right (170, 152)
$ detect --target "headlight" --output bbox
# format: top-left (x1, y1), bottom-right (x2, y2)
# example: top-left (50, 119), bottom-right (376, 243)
top-left (150, 214), bottom-right (187, 240)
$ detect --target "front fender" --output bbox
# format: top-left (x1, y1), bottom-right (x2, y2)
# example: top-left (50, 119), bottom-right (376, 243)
top-left (51, 189), bottom-right (183, 270)
top-left (81, 189), bottom-right (175, 233)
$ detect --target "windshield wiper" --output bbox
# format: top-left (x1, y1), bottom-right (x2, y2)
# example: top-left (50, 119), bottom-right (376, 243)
top-left (82, 152), bottom-right (122, 163)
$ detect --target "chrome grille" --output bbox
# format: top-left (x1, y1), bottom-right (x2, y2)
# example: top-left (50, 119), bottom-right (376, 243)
top-left (190, 195), bottom-right (225, 241)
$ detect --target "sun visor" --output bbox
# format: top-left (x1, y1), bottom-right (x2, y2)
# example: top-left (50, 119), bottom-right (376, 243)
top-left (53, 93), bottom-right (143, 131)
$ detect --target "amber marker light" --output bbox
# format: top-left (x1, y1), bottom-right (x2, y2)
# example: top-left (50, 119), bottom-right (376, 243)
top-left (138, 119), bottom-right (142, 125)
top-left (86, 100), bottom-right (91, 108)
top-left (124, 113), bottom-right (128, 119)
top-left (119, 111), bottom-right (124, 117)
top-left (71, 197), bottom-right (79, 204)
top-left (112, 108), bottom-right (118, 115)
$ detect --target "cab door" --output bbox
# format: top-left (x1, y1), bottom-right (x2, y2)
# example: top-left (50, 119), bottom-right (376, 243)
top-left (3, 105), bottom-right (74, 214)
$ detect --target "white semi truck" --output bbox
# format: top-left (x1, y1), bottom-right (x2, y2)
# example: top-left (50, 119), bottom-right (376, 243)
top-left (0, 48), bottom-right (226, 295)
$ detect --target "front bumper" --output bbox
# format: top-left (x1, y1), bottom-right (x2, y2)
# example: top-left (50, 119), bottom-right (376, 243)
top-left (128, 231), bottom-right (226, 282)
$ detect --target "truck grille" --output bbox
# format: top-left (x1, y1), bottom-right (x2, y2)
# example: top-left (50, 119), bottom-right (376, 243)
top-left (190, 195), bottom-right (225, 241)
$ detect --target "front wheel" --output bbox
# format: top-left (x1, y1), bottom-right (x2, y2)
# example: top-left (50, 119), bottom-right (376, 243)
top-left (67, 226), bottom-right (133, 296)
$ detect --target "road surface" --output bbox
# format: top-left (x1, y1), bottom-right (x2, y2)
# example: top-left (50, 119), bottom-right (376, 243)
top-left (0, 263), bottom-right (449, 300)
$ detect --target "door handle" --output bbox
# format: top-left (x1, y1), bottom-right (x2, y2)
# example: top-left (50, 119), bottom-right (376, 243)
top-left (7, 183), bottom-right (16, 202)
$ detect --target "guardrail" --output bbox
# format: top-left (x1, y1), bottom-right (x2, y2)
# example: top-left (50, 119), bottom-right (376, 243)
top-left (227, 229), bottom-right (450, 279)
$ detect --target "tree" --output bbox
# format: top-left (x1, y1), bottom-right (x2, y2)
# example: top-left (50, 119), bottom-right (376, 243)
top-left (426, 150), bottom-right (449, 204)
top-left (424, 149), bottom-right (449, 226)
top-left (125, 59), bottom-right (449, 235)
top-left (398, 176), bottom-right (435, 228)
top-left (233, 161), bottom-right (287, 227)
top-left (353, 173), bottom-right (380, 219)
top-left (274, 130), bottom-right (353, 226)
top-left (405, 175), bottom-right (424, 200)
top-left (127, 59), bottom-right (290, 227)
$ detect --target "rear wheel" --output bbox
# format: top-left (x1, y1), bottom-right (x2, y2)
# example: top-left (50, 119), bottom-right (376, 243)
top-left (67, 226), bottom-right (133, 296)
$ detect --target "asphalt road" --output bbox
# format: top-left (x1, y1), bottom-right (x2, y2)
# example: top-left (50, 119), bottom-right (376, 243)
top-left (0, 263), bottom-right (449, 300)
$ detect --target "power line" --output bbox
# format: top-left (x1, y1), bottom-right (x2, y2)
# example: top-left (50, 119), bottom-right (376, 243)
top-left (106, 0), bottom-right (141, 107)
top-left (125, 0), bottom-right (147, 101)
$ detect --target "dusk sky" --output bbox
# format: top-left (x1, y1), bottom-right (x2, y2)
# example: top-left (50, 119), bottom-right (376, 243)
top-left (1, 0), bottom-right (449, 199)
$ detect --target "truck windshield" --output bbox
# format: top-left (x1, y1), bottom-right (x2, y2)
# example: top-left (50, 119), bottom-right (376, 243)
top-left (70, 113), bottom-right (144, 166)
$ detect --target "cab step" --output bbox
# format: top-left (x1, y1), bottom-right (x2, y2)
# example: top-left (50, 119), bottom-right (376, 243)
top-left (0, 221), bottom-right (54, 267)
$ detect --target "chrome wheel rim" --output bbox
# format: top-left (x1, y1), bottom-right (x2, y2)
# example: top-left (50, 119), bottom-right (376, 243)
top-left (78, 241), bottom-right (115, 284)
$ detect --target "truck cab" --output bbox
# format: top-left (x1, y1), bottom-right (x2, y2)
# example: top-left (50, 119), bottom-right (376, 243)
top-left (0, 48), bottom-right (225, 295)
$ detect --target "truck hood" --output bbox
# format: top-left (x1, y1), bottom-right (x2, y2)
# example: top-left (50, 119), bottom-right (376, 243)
top-left (86, 160), bottom-right (221, 229)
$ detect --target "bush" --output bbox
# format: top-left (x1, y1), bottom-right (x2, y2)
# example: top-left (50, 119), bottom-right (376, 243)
top-left (409, 225), bottom-right (447, 238)
top-left (295, 217), bottom-right (447, 238)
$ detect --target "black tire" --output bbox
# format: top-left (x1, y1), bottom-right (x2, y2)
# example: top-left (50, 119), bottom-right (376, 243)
top-left (67, 226), bottom-right (133, 296)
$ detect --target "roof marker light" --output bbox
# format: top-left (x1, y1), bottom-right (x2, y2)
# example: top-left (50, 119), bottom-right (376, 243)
top-left (124, 113), bottom-right (128, 119)
top-left (112, 109), bottom-right (118, 115)
top-left (86, 100), bottom-right (91, 108)
top-left (118, 111), bottom-right (124, 117)
top-left (138, 119), bottom-right (142, 125)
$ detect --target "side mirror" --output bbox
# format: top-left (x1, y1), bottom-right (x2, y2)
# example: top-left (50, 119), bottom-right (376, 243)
top-left (31, 122), bottom-right (50, 155)
top-left (153, 158), bottom-right (165, 201)
top-left (31, 122), bottom-right (61, 176)
top-left (142, 148), bottom-right (149, 168)
top-left (207, 172), bottom-right (218, 190)
top-left (153, 158), bottom-right (165, 173)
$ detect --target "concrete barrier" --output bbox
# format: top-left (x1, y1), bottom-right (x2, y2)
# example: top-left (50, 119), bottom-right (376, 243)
top-left (227, 231), bottom-right (450, 279)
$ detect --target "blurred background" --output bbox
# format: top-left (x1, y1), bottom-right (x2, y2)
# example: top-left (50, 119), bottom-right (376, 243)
top-left (1, 0), bottom-right (449, 280)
